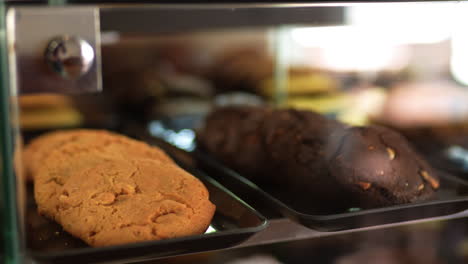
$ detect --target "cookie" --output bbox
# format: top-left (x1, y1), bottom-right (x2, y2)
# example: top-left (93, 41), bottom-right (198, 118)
top-left (198, 106), bottom-right (439, 211)
top-left (38, 157), bottom-right (215, 247)
top-left (197, 106), bottom-right (273, 179)
top-left (34, 132), bottom-right (173, 219)
top-left (327, 125), bottom-right (439, 207)
top-left (24, 129), bottom-right (173, 181)
top-left (34, 147), bottom-right (116, 220)
top-left (32, 130), bottom-right (215, 247)
top-left (24, 130), bottom-right (84, 181)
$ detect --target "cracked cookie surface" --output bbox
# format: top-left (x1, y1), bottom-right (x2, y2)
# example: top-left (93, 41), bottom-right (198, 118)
top-left (32, 130), bottom-right (214, 247)
top-left (24, 129), bottom-right (173, 181)
top-left (52, 158), bottom-right (215, 247)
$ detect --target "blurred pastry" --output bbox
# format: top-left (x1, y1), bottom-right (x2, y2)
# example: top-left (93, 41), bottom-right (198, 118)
top-left (209, 48), bottom-right (339, 98)
top-left (374, 81), bottom-right (468, 128)
top-left (259, 67), bottom-right (339, 97)
top-left (19, 94), bottom-right (83, 130)
top-left (208, 47), bottom-right (273, 94)
top-left (286, 87), bottom-right (387, 126)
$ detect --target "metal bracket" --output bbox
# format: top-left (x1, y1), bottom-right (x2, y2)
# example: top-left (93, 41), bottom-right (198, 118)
top-left (7, 7), bottom-right (101, 95)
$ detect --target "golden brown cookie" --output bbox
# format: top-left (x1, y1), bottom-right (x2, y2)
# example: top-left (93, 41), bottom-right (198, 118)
top-left (24, 130), bottom-right (85, 181)
top-left (24, 129), bottom-right (173, 181)
top-left (34, 148), bottom-right (116, 220)
top-left (34, 132), bottom-right (172, 218)
top-left (33, 129), bottom-right (215, 246)
top-left (38, 157), bottom-right (215, 247)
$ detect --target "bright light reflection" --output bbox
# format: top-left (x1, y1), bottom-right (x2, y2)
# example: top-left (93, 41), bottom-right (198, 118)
top-left (450, 5), bottom-right (468, 86)
top-left (80, 40), bottom-right (95, 64)
top-left (291, 3), bottom-right (455, 72)
top-left (347, 3), bottom-right (454, 44)
top-left (148, 121), bottom-right (196, 152)
top-left (204, 225), bottom-right (217, 234)
top-left (291, 24), bottom-right (451, 48)
top-left (319, 42), bottom-right (408, 72)
top-left (446, 146), bottom-right (468, 170)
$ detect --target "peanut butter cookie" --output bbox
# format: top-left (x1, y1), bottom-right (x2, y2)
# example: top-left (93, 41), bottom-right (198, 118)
top-left (24, 129), bottom-right (172, 181)
top-left (32, 130), bottom-right (215, 246)
top-left (35, 153), bottom-right (215, 247)
top-left (39, 157), bottom-right (215, 247)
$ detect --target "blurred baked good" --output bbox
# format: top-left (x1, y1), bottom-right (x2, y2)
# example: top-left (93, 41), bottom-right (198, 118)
top-left (19, 94), bottom-right (74, 109)
top-left (374, 81), bottom-right (468, 128)
top-left (286, 87), bottom-right (387, 126)
top-left (19, 94), bottom-right (83, 130)
top-left (259, 67), bottom-right (339, 97)
top-left (208, 48), bottom-right (273, 94)
top-left (208, 48), bottom-right (338, 98)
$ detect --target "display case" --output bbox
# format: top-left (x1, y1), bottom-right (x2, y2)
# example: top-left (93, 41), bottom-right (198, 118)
top-left (2, 1), bottom-right (468, 263)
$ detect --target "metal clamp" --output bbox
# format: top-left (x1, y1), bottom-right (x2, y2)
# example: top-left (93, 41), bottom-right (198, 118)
top-left (7, 7), bottom-right (101, 94)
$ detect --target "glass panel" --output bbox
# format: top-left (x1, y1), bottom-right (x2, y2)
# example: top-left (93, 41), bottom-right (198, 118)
top-left (95, 1), bottom-right (467, 221)
top-left (1, 2), bottom-right (23, 264)
top-left (4, 1), bottom-right (468, 263)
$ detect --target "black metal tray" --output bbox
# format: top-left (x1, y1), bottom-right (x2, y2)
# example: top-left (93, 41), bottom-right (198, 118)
top-left (140, 117), bottom-right (468, 232)
top-left (194, 150), bottom-right (468, 232)
top-left (26, 164), bottom-right (268, 264)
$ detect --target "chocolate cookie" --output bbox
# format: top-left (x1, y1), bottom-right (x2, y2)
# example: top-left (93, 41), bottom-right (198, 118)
top-left (198, 106), bottom-right (439, 211)
top-left (198, 106), bottom-right (350, 211)
top-left (327, 125), bottom-right (439, 207)
top-left (198, 106), bottom-right (274, 179)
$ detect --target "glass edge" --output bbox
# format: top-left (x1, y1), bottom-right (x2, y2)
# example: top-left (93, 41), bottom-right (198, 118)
top-left (1, 2), bottom-right (23, 264)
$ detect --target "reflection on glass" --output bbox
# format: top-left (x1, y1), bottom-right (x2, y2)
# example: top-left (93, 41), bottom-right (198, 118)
top-left (148, 121), bottom-right (196, 151)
